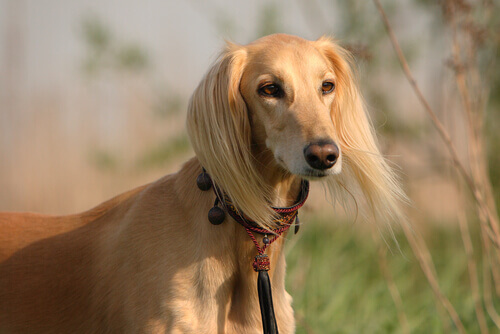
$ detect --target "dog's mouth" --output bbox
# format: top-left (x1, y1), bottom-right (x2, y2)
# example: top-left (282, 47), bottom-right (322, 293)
top-left (300, 168), bottom-right (330, 179)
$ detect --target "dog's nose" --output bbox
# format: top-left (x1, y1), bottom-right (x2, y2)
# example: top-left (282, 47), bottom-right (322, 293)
top-left (303, 141), bottom-right (339, 170)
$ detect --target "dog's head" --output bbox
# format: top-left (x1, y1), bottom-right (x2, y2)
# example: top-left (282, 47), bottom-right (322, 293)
top-left (187, 34), bottom-right (405, 229)
top-left (239, 34), bottom-right (342, 179)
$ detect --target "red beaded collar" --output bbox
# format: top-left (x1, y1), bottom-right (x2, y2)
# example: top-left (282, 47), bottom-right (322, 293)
top-left (223, 180), bottom-right (309, 233)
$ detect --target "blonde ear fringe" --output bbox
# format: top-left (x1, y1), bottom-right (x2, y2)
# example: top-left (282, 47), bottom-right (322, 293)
top-left (317, 36), bottom-right (408, 227)
top-left (187, 44), bottom-right (278, 231)
top-left (187, 37), bottom-right (407, 231)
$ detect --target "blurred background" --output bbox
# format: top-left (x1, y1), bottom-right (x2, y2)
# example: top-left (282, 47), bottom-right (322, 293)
top-left (0, 0), bottom-right (499, 332)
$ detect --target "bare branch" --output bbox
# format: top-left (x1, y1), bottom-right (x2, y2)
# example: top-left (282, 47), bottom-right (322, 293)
top-left (401, 223), bottom-right (467, 333)
top-left (458, 209), bottom-right (489, 334)
top-left (372, 0), bottom-right (500, 249)
top-left (372, 227), bottom-right (411, 334)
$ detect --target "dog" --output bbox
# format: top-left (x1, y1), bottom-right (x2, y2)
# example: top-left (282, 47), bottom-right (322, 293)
top-left (0, 34), bottom-right (405, 333)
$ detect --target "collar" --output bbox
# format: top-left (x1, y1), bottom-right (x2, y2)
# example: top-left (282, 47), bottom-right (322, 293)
top-left (222, 180), bottom-right (309, 235)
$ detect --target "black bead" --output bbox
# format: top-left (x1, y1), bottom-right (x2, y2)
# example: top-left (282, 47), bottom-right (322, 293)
top-left (196, 172), bottom-right (212, 191)
top-left (208, 206), bottom-right (225, 225)
top-left (263, 236), bottom-right (270, 245)
top-left (294, 215), bottom-right (300, 234)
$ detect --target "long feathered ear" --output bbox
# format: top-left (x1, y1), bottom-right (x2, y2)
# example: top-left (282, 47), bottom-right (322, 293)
top-left (187, 43), bottom-right (276, 230)
top-left (315, 36), bottom-right (407, 226)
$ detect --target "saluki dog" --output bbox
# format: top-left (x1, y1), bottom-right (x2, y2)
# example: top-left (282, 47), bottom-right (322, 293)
top-left (0, 34), bottom-right (405, 333)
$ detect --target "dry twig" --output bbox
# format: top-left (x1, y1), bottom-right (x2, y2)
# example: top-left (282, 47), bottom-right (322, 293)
top-left (482, 229), bottom-right (500, 328)
top-left (371, 228), bottom-right (410, 334)
top-left (373, 0), bottom-right (500, 331)
top-left (372, 0), bottom-right (500, 249)
top-left (401, 223), bottom-right (467, 333)
top-left (446, 0), bottom-right (500, 294)
top-left (458, 209), bottom-right (489, 334)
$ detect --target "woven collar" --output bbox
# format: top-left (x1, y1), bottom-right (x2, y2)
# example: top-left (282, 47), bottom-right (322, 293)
top-left (221, 180), bottom-right (309, 235)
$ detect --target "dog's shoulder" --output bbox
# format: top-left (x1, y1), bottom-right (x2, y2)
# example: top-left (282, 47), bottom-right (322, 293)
top-left (116, 157), bottom-right (205, 226)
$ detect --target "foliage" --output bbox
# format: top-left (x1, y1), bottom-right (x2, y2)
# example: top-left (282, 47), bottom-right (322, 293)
top-left (136, 134), bottom-right (191, 169)
top-left (154, 91), bottom-right (185, 118)
top-left (255, 3), bottom-right (281, 38)
top-left (80, 15), bottom-right (149, 75)
top-left (88, 149), bottom-right (120, 171)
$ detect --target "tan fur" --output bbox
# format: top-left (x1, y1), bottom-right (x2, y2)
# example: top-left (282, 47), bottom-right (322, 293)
top-left (0, 34), bottom-right (406, 333)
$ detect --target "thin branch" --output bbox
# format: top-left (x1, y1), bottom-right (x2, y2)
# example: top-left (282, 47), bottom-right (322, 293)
top-left (371, 228), bottom-right (410, 334)
top-left (482, 229), bottom-right (500, 329)
top-left (458, 210), bottom-right (489, 334)
top-left (401, 223), bottom-right (467, 333)
top-left (447, 0), bottom-right (500, 291)
top-left (448, 0), bottom-right (500, 242)
top-left (372, 0), bottom-right (500, 248)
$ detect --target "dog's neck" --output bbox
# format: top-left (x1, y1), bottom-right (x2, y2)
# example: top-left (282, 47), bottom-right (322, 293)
top-left (254, 149), bottom-right (303, 208)
top-left (267, 174), bottom-right (302, 208)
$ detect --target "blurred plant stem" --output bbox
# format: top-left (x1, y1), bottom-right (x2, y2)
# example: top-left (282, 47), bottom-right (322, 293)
top-left (449, 0), bottom-right (500, 326)
top-left (374, 0), bottom-right (500, 246)
top-left (374, 0), bottom-right (500, 331)
top-left (373, 0), bottom-right (499, 246)
top-left (445, 0), bottom-right (500, 298)
top-left (402, 221), bottom-right (467, 333)
top-left (483, 225), bottom-right (500, 328)
top-left (458, 207), bottom-right (489, 334)
top-left (371, 227), bottom-right (410, 334)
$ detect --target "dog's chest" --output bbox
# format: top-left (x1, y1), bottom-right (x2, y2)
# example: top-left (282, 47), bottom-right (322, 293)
top-left (151, 260), bottom-right (295, 333)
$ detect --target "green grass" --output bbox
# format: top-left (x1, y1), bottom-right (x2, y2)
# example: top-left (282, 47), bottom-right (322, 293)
top-left (286, 217), bottom-right (497, 334)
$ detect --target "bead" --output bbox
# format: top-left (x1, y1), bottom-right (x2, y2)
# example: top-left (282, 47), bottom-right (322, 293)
top-left (196, 172), bottom-right (212, 191)
top-left (294, 215), bottom-right (300, 234)
top-left (208, 206), bottom-right (225, 225)
top-left (263, 236), bottom-right (270, 245)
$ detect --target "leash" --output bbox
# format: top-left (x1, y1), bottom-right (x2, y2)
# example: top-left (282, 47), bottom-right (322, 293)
top-left (196, 168), bottom-right (309, 334)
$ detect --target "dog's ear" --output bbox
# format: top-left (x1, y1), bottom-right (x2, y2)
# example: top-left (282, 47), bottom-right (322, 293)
top-left (315, 36), bottom-right (407, 225)
top-left (187, 43), bottom-right (275, 230)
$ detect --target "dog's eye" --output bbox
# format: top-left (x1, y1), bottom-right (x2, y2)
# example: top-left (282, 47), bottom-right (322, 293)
top-left (258, 84), bottom-right (282, 98)
top-left (321, 81), bottom-right (335, 94)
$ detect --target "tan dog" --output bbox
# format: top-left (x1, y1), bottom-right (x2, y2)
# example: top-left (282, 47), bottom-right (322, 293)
top-left (0, 34), bottom-right (405, 333)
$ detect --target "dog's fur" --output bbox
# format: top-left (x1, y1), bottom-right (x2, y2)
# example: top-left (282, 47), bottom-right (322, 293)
top-left (0, 34), bottom-right (405, 333)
